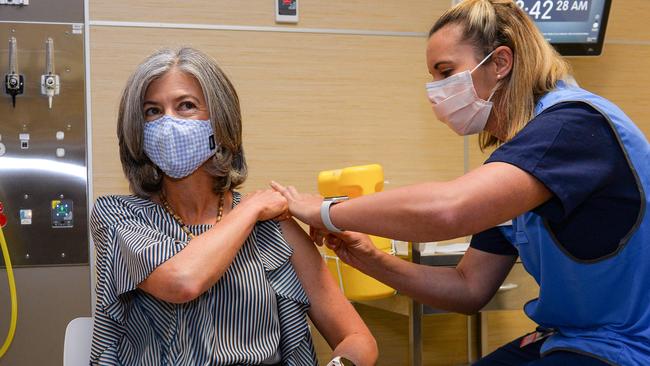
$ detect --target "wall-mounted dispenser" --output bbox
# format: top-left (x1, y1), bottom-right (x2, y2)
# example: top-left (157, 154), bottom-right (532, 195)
top-left (40, 37), bottom-right (59, 109)
top-left (4, 37), bottom-right (23, 108)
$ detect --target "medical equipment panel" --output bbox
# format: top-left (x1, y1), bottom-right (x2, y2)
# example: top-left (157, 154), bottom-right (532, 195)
top-left (0, 2), bottom-right (90, 364)
top-left (0, 22), bottom-right (88, 267)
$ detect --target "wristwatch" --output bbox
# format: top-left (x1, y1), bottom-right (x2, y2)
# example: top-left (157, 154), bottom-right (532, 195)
top-left (326, 356), bottom-right (355, 366)
top-left (320, 196), bottom-right (348, 233)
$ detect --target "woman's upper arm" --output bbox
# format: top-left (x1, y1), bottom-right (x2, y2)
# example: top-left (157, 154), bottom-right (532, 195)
top-left (279, 219), bottom-right (372, 347)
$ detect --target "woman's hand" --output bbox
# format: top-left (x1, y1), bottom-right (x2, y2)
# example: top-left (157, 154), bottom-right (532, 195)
top-left (270, 181), bottom-right (324, 228)
top-left (239, 189), bottom-right (289, 221)
top-left (313, 229), bottom-right (378, 270)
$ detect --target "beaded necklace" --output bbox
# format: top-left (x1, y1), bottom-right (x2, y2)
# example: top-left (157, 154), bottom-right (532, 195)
top-left (159, 191), bottom-right (225, 239)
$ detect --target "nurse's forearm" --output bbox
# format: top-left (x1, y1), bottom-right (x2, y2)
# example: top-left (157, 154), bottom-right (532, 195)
top-left (329, 181), bottom-right (466, 242)
top-left (328, 163), bottom-right (551, 242)
top-left (354, 249), bottom-right (492, 314)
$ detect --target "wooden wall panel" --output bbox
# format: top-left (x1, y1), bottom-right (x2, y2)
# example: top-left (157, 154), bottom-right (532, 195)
top-left (89, 0), bottom-right (449, 33)
top-left (90, 26), bottom-right (464, 198)
top-left (606, 0), bottom-right (650, 42)
top-left (90, 1), bottom-right (650, 42)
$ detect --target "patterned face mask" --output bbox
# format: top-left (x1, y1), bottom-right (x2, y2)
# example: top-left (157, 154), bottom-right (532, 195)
top-left (143, 115), bottom-right (217, 179)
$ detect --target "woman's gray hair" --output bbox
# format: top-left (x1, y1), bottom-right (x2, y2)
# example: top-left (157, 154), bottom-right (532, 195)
top-left (117, 47), bottom-right (247, 197)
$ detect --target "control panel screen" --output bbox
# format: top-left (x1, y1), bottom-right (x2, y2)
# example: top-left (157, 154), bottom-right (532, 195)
top-left (51, 199), bottom-right (73, 228)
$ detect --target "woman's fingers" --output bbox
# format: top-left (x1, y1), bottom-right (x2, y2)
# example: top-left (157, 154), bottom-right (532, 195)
top-left (270, 181), bottom-right (303, 201)
top-left (311, 227), bottom-right (344, 248)
top-left (269, 180), bottom-right (282, 190)
top-left (325, 234), bottom-right (344, 251)
top-left (325, 234), bottom-right (340, 246)
top-left (270, 181), bottom-right (290, 198)
top-left (287, 185), bottom-right (300, 197)
top-left (270, 181), bottom-right (324, 223)
top-left (314, 232), bottom-right (324, 246)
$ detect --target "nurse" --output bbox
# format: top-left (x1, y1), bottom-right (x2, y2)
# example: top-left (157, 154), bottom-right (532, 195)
top-left (272, 0), bottom-right (650, 365)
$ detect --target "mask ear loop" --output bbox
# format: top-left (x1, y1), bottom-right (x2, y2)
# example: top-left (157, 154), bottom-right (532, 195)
top-left (487, 80), bottom-right (501, 102)
top-left (470, 50), bottom-right (496, 74)
top-left (471, 50), bottom-right (500, 102)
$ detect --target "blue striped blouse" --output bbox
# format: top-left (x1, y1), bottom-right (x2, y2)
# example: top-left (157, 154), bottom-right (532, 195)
top-left (89, 192), bottom-right (317, 365)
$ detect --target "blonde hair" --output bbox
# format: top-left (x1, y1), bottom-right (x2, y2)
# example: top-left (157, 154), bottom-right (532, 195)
top-left (117, 47), bottom-right (247, 197)
top-left (430, 0), bottom-right (571, 149)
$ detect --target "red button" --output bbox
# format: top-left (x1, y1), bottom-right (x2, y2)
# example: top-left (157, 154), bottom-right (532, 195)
top-left (0, 213), bottom-right (6, 228)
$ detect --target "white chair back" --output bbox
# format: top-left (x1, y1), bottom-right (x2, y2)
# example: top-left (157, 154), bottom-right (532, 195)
top-left (63, 317), bottom-right (93, 366)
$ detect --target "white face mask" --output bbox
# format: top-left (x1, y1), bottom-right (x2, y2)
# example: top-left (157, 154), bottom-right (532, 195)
top-left (425, 51), bottom-right (496, 136)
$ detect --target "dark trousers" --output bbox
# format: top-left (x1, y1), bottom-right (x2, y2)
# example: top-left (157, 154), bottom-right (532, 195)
top-left (472, 334), bottom-right (611, 366)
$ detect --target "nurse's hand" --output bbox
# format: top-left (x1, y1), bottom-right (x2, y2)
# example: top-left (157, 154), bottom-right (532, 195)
top-left (314, 229), bottom-right (377, 270)
top-left (270, 181), bottom-right (325, 228)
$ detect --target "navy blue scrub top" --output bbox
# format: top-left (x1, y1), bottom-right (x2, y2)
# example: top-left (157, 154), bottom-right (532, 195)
top-left (470, 102), bottom-right (641, 261)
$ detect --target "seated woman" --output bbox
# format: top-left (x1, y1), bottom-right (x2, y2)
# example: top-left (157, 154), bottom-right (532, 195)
top-left (90, 47), bottom-right (377, 366)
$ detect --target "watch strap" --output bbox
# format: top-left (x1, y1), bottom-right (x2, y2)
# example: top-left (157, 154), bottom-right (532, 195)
top-left (327, 356), bottom-right (355, 366)
top-left (320, 199), bottom-right (344, 233)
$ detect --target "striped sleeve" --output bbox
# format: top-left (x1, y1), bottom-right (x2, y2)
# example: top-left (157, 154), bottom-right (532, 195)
top-left (252, 220), bottom-right (316, 364)
top-left (91, 196), bottom-right (186, 298)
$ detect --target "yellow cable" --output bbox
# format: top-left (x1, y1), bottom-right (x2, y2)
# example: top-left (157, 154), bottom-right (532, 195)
top-left (0, 226), bottom-right (17, 358)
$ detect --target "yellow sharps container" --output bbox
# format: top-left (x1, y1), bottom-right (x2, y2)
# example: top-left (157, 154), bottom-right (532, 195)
top-left (318, 164), bottom-right (396, 301)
